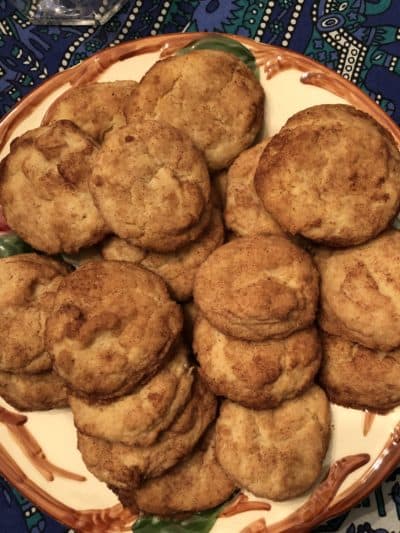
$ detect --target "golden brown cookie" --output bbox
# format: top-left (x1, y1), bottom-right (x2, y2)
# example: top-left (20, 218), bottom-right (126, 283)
top-left (316, 230), bottom-right (400, 351)
top-left (255, 104), bottom-right (400, 247)
top-left (320, 334), bottom-right (400, 412)
top-left (46, 260), bottom-right (182, 399)
top-left (0, 121), bottom-right (108, 254)
top-left (101, 208), bottom-right (224, 301)
top-left (118, 425), bottom-right (236, 516)
top-left (215, 385), bottom-right (330, 500)
top-left (89, 119), bottom-right (211, 252)
top-left (77, 375), bottom-right (217, 489)
top-left (0, 254), bottom-right (68, 374)
top-left (0, 370), bottom-right (68, 411)
top-left (193, 235), bottom-right (319, 341)
top-left (126, 50), bottom-right (264, 171)
top-left (194, 316), bottom-right (320, 408)
top-left (69, 342), bottom-right (194, 446)
top-left (225, 139), bottom-right (284, 237)
top-left (42, 81), bottom-right (138, 143)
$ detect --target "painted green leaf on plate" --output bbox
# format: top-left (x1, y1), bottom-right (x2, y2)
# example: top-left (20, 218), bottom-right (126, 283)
top-left (176, 35), bottom-right (258, 77)
top-left (0, 233), bottom-right (33, 258)
top-left (133, 503), bottom-right (225, 533)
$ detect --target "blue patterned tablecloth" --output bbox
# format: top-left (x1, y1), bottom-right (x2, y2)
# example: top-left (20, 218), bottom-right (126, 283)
top-left (1, 1), bottom-right (400, 532)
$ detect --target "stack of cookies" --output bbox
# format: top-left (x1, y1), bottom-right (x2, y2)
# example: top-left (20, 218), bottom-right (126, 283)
top-left (252, 104), bottom-right (400, 415)
top-left (42, 259), bottom-right (235, 514)
top-left (316, 231), bottom-right (400, 412)
top-left (0, 254), bottom-right (68, 411)
top-left (193, 235), bottom-right (331, 500)
top-left (90, 47), bottom-right (264, 302)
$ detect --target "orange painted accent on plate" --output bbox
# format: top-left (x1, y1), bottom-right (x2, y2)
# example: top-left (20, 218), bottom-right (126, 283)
top-left (326, 423), bottom-right (400, 515)
top-left (220, 493), bottom-right (271, 518)
top-left (0, 440), bottom-right (136, 532)
top-left (0, 406), bottom-right (27, 426)
top-left (363, 411), bottom-right (376, 436)
top-left (240, 518), bottom-right (268, 533)
top-left (7, 424), bottom-right (85, 482)
top-left (265, 454), bottom-right (369, 532)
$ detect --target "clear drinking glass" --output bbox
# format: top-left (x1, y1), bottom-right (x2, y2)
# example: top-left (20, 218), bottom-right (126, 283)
top-left (12, 0), bottom-right (128, 25)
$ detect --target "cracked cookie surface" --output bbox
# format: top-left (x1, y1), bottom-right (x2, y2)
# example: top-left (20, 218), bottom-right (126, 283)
top-left (194, 316), bottom-right (320, 408)
top-left (0, 121), bottom-right (107, 254)
top-left (90, 119), bottom-right (211, 252)
top-left (215, 385), bottom-right (330, 500)
top-left (317, 230), bottom-right (400, 350)
top-left (69, 342), bottom-right (194, 446)
top-left (255, 104), bottom-right (400, 246)
top-left (193, 235), bottom-right (319, 341)
top-left (46, 260), bottom-right (182, 399)
top-left (101, 208), bottom-right (224, 301)
top-left (126, 50), bottom-right (264, 171)
top-left (0, 253), bottom-right (68, 374)
top-left (77, 375), bottom-right (217, 489)
top-left (225, 138), bottom-right (284, 237)
top-left (42, 81), bottom-right (138, 143)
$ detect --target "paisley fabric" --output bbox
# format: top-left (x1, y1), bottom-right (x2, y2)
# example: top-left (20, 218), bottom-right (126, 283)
top-left (0, 1), bottom-right (399, 532)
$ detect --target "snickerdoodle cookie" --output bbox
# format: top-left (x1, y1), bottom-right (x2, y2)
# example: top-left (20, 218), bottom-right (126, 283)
top-left (0, 370), bottom-right (68, 411)
top-left (77, 376), bottom-right (217, 489)
top-left (118, 425), bottom-right (236, 516)
top-left (0, 254), bottom-right (68, 374)
top-left (42, 81), bottom-right (138, 143)
top-left (125, 50), bottom-right (264, 171)
top-left (69, 342), bottom-right (194, 446)
top-left (255, 104), bottom-right (400, 246)
top-left (0, 121), bottom-right (107, 254)
top-left (90, 119), bottom-right (211, 252)
top-left (215, 385), bottom-right (330, 500)
top-left (316, 230), bottom-right (400, 351)
top-left (46, 261), bottom-right (182, 399)
top-left (320, 334), bottom-right (400, 412)
top-left (193, 235), bottom-right (319, 341)
top-left (194, 316), bottom-right (320, 408)
top-left (225, 139), bottom-right (284, 237)
top-left (101, 208), bottom-right (224, 301)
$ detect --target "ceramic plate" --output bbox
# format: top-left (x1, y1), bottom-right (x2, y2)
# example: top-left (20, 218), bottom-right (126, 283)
top-left (0, 32), bottom-right (399, 533)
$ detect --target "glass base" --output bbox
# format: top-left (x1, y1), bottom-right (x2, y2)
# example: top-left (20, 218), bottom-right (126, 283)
top-left (17, 0), bottom-right (128, 25)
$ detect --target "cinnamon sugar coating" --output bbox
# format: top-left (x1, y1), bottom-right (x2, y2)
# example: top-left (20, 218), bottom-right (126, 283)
top-left (89, 119), bottom-right (211, 253)
top-left (0, 121), bottom-right (107, 254)
top-left (0, 370), bottom-right (67, 411)
top-left (320, 333), bottom-right (400, 412)
top-left (225, 139), bottom-right (284, 237)
top-left (42, 81), bottom-right (138, 143)
top-left (215, 386), bottom-right (330, 500)
top-left (193, 235), bottom-right (319, 341)
top-left (101, 208), bottom-right (224, 301)
top-left (126, 50), bottom-right (264, 171)
top-left (317, 230), bottom-right (400, 351)
top-left (194, 316), bottom-right (320, 408)
top-left (77, 376), bottom-right (217, 489)
top-left (46, 260), bottom-right (182, 399)
top-left (118, 425), bottom-right (236, 516)
top-left (0, 254), bottom-right (68, 374)
top-left (255, 104), bottom-right (400, 246)
top-left (69, 342), bottom-right (194, 446)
